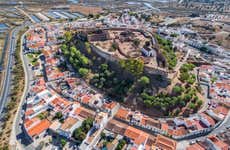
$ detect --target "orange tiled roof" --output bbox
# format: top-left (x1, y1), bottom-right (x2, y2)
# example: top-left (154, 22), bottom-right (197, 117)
top-left (201, 113), bottom-right (216, 126)
top-left (208, 136), bottom-right (229, 150)
top-left (61, 117), bottom-right (78, 130)
top-left (25, 109), bottom-right (35, 116)
top-left (24, 117), bottom-right (40, 129)
top-left (186, 143), bottom-right (205, 150)
top-left (124, 126), bottom-right (149, 145)
top-left (154, 135), bottom-right (177, 150)
top-left (161, 123), bottom-right (169, 132)
top-left (81, 95), bottom-right (92, 104)
top-left (74, 106), bottom-right (95, 119)
top-left (214, 106), bottom-right (228, 116)
top-left (115, 108), bottom-right (129, 120)
top-left (102, 101), bottom-right (117, 110)
top-left (170, 127), bottom-right (187, 136)
top-left (28, 119), bottom-right (51, 137)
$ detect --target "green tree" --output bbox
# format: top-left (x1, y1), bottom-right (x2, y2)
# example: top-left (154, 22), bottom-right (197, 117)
top-left (115, 139), bottom-right (126, 150)
top-left (189, 102), bottom-right (196, 110)
top-left (139, 76), bottom-right (150, 86)
top-left (54, 112), bottom-right (63, 119)
top-left (172, 85), bottom-right (183, 95)
top-left (64, 31), bottom-right (72, 42)
top-left (197, 100), bottom-right (203, 107)
top-left (60, 139), bottom-right (67, 147)
top-left (79, 68), bottom-right (89, 78)
top-left (119, 58), bottom-right (144, 77)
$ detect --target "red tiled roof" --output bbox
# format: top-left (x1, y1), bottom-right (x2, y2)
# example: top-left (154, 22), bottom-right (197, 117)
top-left (102, 101), bottom-right (117, 110)
top-left (208, 136), bottom-right (229, 150)
top-left (115, 108), bottom-right (129, 120)
top-left (154, 135), bottom-right (177, 150)
top-left (124, 126), bottom-right (149, 145)
top-left (186, 143), bottom-right (205, 150)
top-left (81, 95), bottom-right (92, 104)
top-left (161, 123), bottom-right (169, 132)
top-left (201, 113), bottom-right (216, 126)
top-left (25, 109), bottom-right (35, 116)
top-left (27, 119), bottom-right (51, 137)
top-left (214, 106), bottom-right (229, 116)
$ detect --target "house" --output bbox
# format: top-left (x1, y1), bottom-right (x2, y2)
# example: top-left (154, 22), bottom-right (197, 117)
top-left (93, 112), bottom-right (108, 129)
top-left (140, 116), bottom-right (161, 129)
top-left (25, 119), bottom-right (51, 141)
top-left (74, 106), bottom-right (95, 119)
top-left (207, 135), bottom-right (229, 150)
top-left (154, 134), bottom-right (177, 150)
top-left (57, 117), bottom-right (81, 138)
top-left (186, 143), bottom-right (206, 150)
top-left (124, 126), bottom-right (149, 146)
top-left (102, 101), bottom-right (120, 117)
top-left (141, 47), bottom-right (156, 57)
top-left (115, 108), bottom-right (130, 121)
top-left (200, 113), bottom-right (216, 128)
top-left (105, 119), bottom-right (128, 135)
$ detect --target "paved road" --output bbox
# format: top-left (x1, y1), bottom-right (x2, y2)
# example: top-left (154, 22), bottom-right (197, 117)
top-left (0, 27), bottom-right (19, 115)
top-left (10, 27), bottom-right (35, 150)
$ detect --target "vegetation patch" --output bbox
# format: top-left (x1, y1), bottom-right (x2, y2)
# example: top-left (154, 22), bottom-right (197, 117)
top-left (155, 34), bottom-right (177, 70)
top-left (0, 29), bottom-right (26, 149)
top-left (72, 118), bottom-right (94, 142)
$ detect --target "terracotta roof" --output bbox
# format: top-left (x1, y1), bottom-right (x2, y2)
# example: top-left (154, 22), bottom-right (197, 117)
top-left (74, 106), bottom-right (95, 119)
top-left (50, 97), bottom-right (71, 111)
top-left (154, 135), bottom-right (177, 150)
top-left (24, 117), bottom-right (40, 129)
top-left (186, 143), bottom-right (205, 150)
top-left (170, 127), bottom-right (187, 136)
top-left (27, 119), bottom-right (51, 137)
top-left (146, 135), bottom-right (156, 150)
top-left (213, 106), bottom-right (228, 116)
top-left (201, 113), bottom-right (216, 127)
top-left (25, 109), bottom-right (35, 116)
top-left (141, 117), bottom-right (160, 128)
top-left (81, 95), bottom-right (92, 104)
top-left (61, 117), bottom-right (78, 131)
top-left (105, 119), bottom-right (128, 135)
top-left (208, 135), bottom-right (229, 150)
top-left (115, 108), bottom-right (129, 120)
top-left (124, 126), bottom-right (149, 145)
top-left (102, 101), bottom-right (117, 110)
top-left (161, 123), bottom-right (169, 132)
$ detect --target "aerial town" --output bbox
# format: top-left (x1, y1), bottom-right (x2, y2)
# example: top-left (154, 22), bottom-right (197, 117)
top-left (0, 0), bottom-right (229, 150)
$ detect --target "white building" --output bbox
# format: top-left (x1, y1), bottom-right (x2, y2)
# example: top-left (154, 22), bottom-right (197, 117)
top-left (141, 47), bottom-right (156, 57)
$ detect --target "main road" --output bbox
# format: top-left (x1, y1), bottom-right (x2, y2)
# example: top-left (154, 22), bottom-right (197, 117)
top-left (0, 26), bottom-right (20, 115)
top-left (9, 25), bottom-right (35, 150)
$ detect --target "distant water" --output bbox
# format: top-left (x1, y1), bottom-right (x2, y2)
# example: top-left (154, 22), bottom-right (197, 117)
top-left (67, 0), bottom-right (79, 4)
top-left (0, 23), bottom-right (8, 30)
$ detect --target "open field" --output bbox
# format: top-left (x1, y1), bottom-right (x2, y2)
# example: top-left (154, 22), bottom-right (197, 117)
top-left (70, 5), bottom-right (103, 15)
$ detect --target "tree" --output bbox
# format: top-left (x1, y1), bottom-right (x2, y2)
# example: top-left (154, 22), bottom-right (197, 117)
top-left (119, 58), bottom-right (144, 77)
top-left (88, 14), bottom-right (94, 18)
top-left (115, 139), bottom-right (126, 150)
top-left (139, 76), bottom-right (150, 86)
top-left (64, 31), bottom-right (72, 42)
top-left (197, 100), bottom-right (203, 107)
top-left (73, 128), bottom-right (86, 142)
top-left (79, 68), bottom-right (89, 78)
top-left (172, 85), bottom-right (183, 95)
top-left (54, 112), bottom-right (63, 119)
top-left (133, 38), bottom-right (140, 47)
top-left (60, 139), bottom-right (67, 147)
top-left (189, 102), bottom-right (196, 110)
